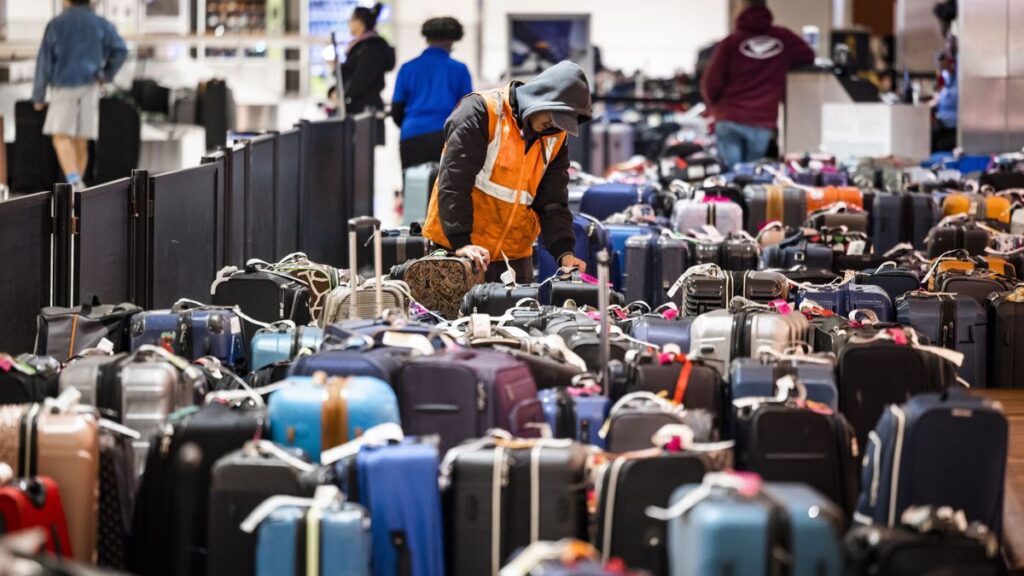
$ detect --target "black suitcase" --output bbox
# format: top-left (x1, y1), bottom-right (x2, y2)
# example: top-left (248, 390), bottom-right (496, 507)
top-left (987, 288), bottom-right (1024, 388)
top-left (927, 224), bottom-right (991, 258)
top-left (733, 400), bottom-right (859, 514)
top-left (872, 191), bottom-right (939, 254)
top-left (92, 96), bottom-right (141, 185)
top-left (680, 270), bottom-right (788, 316)
top-left (206, 442), bottom-right (320, 576)
top-left (722, 236), bottom-right (760, 270)
top-left (897, 292), bottom-right (989, 387)
top-left (10, 100), bottom-right (61, 193)
top-left (129, 402), bottom-right (263, 576)
top-left (625, 352), bottom-right (727, 432)
top-left (595, 452), bottom-right (709, 574)
top-left (0, 354), bottom-right (61, 404)
top-left (777, 267), bottom-right (840, 286)
top-left (210, 266), bottom-right (312, 343)
top-left (855, 266), bottom-right (922, 303)
top-left (624, 235), bottom-right (690, 306)
top-left (834, 252), bottom-right (889, 273)
top-left (934, 269), bottom-right (1015, 305)
top-left (548, 271), bottom-right (625, 309)
top-left (460, 283), bottom-right (541, 316)
top-left (445, 440), bottom-right (588, 576)
top-left (376, 225), bottom-right (431, 272)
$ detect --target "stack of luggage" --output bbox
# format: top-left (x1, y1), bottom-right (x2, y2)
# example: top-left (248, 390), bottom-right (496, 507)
top-left (3, 149), bottom-right (1024, 576)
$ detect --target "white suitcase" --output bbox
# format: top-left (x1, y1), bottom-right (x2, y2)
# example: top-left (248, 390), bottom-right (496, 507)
top-left (672, 199), bottom-right (744, 236)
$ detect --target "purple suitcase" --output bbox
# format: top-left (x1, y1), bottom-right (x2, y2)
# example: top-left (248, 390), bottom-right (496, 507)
top-left (394, 349), bottom-right (545, 452)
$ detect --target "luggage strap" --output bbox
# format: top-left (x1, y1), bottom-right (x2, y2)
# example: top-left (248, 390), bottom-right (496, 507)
top-left (672, 358), bottom-right (693, 405)
top-left (239, 485), bottom-right (342, 534)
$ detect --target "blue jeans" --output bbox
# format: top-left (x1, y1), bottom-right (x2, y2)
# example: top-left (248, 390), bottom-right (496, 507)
top-left (715, 121), bottom-right (775, 171)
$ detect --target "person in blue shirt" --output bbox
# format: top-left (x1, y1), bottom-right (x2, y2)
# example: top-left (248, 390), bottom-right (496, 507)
top-left (392, 17), bottom-right (473, 170)
top-left (32, 0), bottom-right (127, 190)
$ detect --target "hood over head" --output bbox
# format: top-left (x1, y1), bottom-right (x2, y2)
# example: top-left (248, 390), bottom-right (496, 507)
top-left (737, 6), bottom-right (774, 33)
top-left (514, 60), bottom-right (592, 137)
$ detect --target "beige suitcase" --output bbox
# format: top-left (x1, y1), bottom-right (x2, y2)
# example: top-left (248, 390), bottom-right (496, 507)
top-left (0, 404), bottom-right (100, 563)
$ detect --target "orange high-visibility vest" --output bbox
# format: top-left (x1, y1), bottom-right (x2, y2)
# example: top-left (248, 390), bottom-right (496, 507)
top-left (422, 85), bottom-right (567, 260)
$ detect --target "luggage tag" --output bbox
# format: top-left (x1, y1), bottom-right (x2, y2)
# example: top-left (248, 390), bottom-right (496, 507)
top-left (319, 422), bottom-right (404, 465)
top-left (239, 485), bottom-right (344, 534)
top-left (846, 240), bottom-right (866, 256)
top-left (0, 354), bottom-right (35, 376)
top-left (500, 252), bottom-right (516, 287)
top-left (699, 224), bottom-right (725, 243)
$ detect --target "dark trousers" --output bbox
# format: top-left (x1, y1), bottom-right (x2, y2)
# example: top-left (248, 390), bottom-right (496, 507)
top-left (484, 257), bottom-right (535, 284)
top-left (400, 130), bottom-right (446, 170)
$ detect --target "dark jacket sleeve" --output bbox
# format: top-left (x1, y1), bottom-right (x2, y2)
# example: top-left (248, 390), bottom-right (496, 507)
top-left (701, 40), bottom-right (730, 106)
top-left (782, 28), bottom-right (816, 67)
top-left (437, 95), bottom-right (488, 250)
top-left (532, 143), bottom-right (575, 261)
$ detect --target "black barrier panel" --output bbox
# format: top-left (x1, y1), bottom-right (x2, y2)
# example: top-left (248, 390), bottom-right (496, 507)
top-left (246, 135), bottom-right (276, 261)
top-left (225, 145), bottom-right (247, 265)
top-left (200, 151), bottom-right (228, 268)
top-left (351, 114), bottom-right (375, 219)
top-left (0, 193), bottom-right (52, 352)
top-left (150, 163), bottom-right (220, 308)
top-left (276, 128), bottom-right (301, 256)
top-left (76, 178), bottom-right (132, 305)
top-left (301, 119), bottom-right (348, 265)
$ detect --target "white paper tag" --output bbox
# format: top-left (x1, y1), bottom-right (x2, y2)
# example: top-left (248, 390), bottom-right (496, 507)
top-left (469, 314), bottom-right (492, 339)
top-left (380, 332), bottom-right (436, 356)
top-left (96, 338), bottom-right (115, 354)
top-left (689, 164), bottom-right (706, 180)
top-left (230, 316), bottom-right (243, 335)
top-left (847, 240), bottom-right (866, 256)
top-left (660, 158), bottom-right (674, 177)
top-left (700, 225), bottom-right (725, 242)
top-left (500, 252), bottom-right (516, 287)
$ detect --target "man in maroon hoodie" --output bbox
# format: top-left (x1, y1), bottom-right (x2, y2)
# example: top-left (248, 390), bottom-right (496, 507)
top-left (701, 0), bottom-right (816, 169)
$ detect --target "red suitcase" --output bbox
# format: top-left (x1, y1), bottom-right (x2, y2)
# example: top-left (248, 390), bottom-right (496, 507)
top-left (0, 475), bottom-right (73, 557)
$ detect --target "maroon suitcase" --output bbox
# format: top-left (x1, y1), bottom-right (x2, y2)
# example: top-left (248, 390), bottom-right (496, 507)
top-left (394, 349), bottom-right (545, 452)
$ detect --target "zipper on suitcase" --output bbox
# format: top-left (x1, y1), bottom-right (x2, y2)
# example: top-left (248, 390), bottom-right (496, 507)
top-left (477, 383), bottom-right (487, 411)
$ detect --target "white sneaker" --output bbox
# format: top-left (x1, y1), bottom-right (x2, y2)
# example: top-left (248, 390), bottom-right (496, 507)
top-left (71, 180), bottom-right (87, 193)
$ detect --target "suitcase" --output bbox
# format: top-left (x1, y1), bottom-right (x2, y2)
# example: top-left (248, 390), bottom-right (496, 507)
top-left (444, 438), bottom-right (589, 576)
top-left (58, 349), bottom-right (202, 473)
top-left (733, 399), bottom-right (859, 514)
top-left (402, 162), bottom-right (439, 226)
top-left (628, 315), bottom-right (692, 351)
top-left (660, 154), bottom-right (723, 185)
top-left (96, 425), bottom-right (136, 569)
top-left (602, 392), bottom-right (716, 453)
top-left (595, 452), bottom-right (709, 573)
top-left (460, 283), bottom-right (542, 316)
top-left (548, 271), bottom-right (625, 309)
top-left (129, 304), bottom-right (247, 373)
top-left (690, 236), bottom-right (760, 270)
top-left (896, 292), bottom-right (988, 388)
top-left (379, 226), bottom-right (432, 272)
top-left (0, 354), bottom-right (61, 404)
top-left (663, 478), bottom-right (844, 576)
top-left (211, 266), bottom-right (312, 344)
top-left (394, 349), bottom-right (544, 453)
top-left (397, 254), bottom-right (485, 320)
top-left (129, 402), bottom-right (262, 576)
top-left (846, 510), bottom-right (1002, 576)
top-left (777, 266), bottom-right (840, 286)
top-left (623, 352), bottom-right (726, 433)
top-left (835, 326), bottom-right (960, 450)
top-left (538, 385), bottom-right (610, 448)
top-left (926, 224), bottom-right (991, 258)
top-left (10, 100), bottom-right (61, 193)
top-left (761, 240), bottom-right (834, 270)
top-left (253, 488), bottom-right (372, 576)
top-left (265, 254), bottom-right (344, 325)
top-left (934, 269), bottom-right (1015, 305)
top-left (537, 213), bottom-right (609, 283)
top-left (678, 269), bottom-right (788, 316)
top-left (743, 185), bottom-right (808, 233)
top-left (872, 192), bottom-right (939, 253)
top-left (942, 193), bottom-right (1012, 226)
top-left (0, 404), bottom-right (99, 564)
top-left (730, 356), bottom-right (838, 410)
top-left (321, 217), bottom-right (413, 325)
top-left (856, 390), bottom-right (1007, 534)
top-left (805, 185), bottom-right (864, 213)
top-left (623, 234), bottom-right (690, 306)
top-left (688, 305), bottom-right (810, 379)
top-left (93, 96), bottom-right (142, 184)
top-left (590, 123), bottom-right (635, 178)
top-left (854, 266), bottom-right (921, 303)
top-left (206, 441), bottom-right (320, 576)
top-left (0, 475), bottom-right (73, 557)
top-left (833, 252), bottom-right (889, 273)
top-left (267, 374), bottom-right (401, 460)
top-left (579, 183), bottom-right (656, 221)
top-left (35, 300), bottom-right (141, 361)
top-left (289, 345), bottom-right (411, 385)
top-left (331, 439), bottom-right (445, 576)
top-left (249, 324), bottom-right (324, 372)
top-left (797, 283), bottom-right (894, 322)
top-left (806, 208), bottom-right (869, 233)
top-left (987, 288), bottom-right (1024, 388)
top-left (605, 223), bottom-right (658, 290)
top-left (672, 199), bottom-right (744, 236)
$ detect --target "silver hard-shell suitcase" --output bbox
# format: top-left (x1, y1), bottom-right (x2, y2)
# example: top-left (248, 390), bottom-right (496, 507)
top-left (321, 216), bottom-right (411, 325)
top-left (688, 301), bottom-right (810, 380)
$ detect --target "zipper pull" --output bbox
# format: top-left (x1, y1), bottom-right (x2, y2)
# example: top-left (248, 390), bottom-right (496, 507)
top-left (159, 424), bottom-right (174, 457)
top-left (500, 451), bottom-right (511, 487)
top-left (477, 383), bottom-right (487, 411)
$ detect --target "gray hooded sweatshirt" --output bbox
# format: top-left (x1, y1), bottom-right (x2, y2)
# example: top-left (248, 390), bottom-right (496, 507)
top-left (434, 61), bottom-right (593, 263)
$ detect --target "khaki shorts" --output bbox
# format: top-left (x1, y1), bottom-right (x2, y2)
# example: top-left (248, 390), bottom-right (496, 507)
top-left (43, 84), bottom-right (100, 140)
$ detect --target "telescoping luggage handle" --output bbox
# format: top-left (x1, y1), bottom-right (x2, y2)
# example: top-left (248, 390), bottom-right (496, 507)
top-left (597, 249), bottom-right (611, 389)
top-left (348, 216), bottom-right (384, 320)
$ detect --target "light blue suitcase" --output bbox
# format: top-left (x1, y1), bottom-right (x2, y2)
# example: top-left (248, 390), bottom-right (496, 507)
top-left (268, 375), bottom-right (401, 460)
top-left (256, 503), bottom-right (372, 576)
top-left (250, 324), bottom-right (324, 371)
top-left (666, 480), bottom-right (844, 576)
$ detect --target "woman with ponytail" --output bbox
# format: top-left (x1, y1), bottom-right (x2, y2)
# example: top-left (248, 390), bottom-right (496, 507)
top-left (342, 3), bottom-right (395, 116)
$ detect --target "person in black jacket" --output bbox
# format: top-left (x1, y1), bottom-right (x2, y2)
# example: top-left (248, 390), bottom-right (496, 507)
top-left (342, 3), bottom-right (395, 116)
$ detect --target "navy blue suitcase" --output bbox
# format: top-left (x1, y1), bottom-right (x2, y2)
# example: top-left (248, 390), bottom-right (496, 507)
top-left (730, 357), bottom-right (838, 410)
top-left (855, 266), bottom-right (922, 304)
top-left (872, 192), bottom-right (940, 254)
top-left (605, 223), bottom-right (658, 290)
top-left (896, 292), bottom-right (988, 388)
top-left (288, 347), bottom-right (410, 384)
top-left (254, 496), bottom-right (372, 576)
top-left (629, 315), bottom-right (692, 351)
top-left (856, 390), bottom-right (1007, 535)
top-left (761, 240), bottom-right (834, 270)
top-left (579, 183), bottom-right (656, 221)
top-left (537, 214), bottom-right (608, 282)
top-left (332, 440), bottom-right (446, 576)
top-left (538, 386), bottom-right (610, 448)
top-left (129, 306), bottom-right (247, 373)
top-left (798, 283), bottom-right (894, 321)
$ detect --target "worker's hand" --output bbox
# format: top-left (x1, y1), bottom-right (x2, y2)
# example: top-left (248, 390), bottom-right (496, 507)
top-left (455, 244), bottom-right (491, 271)
top-left (560, 254), bottom-right (587, 273)
top-left (33, 102), bottom-right (46, 112)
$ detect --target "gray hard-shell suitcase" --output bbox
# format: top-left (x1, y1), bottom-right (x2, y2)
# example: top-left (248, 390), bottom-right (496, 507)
top-left (896, 292), bottom-right (988, 388)
top-left (688, 302), bottom-right (810, 381)
top-left (321, 217), bottom-right (412, 325)
top-left (678, 268), bottom-right (788, 316)
top-left (402, 162), bottom-right (438, 226)
top-left (59, 347), bottom-right (203, 475)
top-left (444, 438), bottom-right (588, 576)
top-left (672, 200), bottom-right (744, 236)
top-left (590, 122), bottom-right (634, 177)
